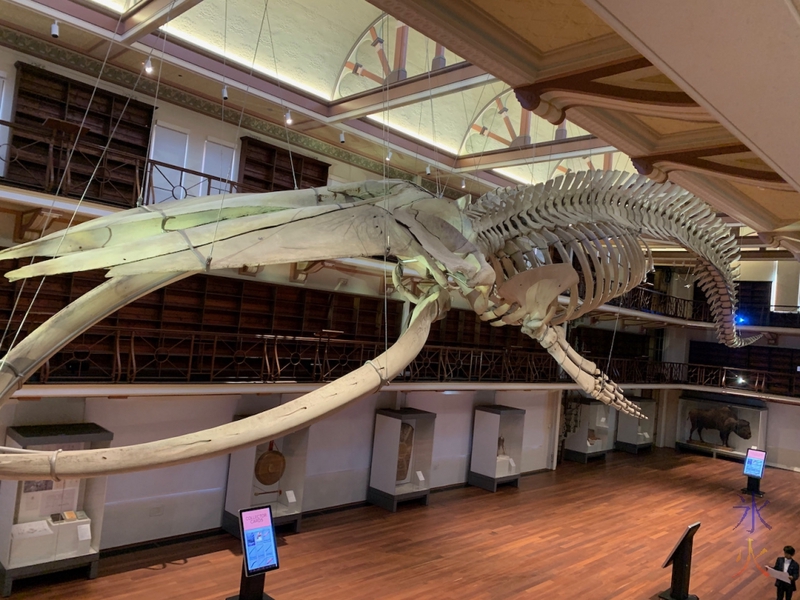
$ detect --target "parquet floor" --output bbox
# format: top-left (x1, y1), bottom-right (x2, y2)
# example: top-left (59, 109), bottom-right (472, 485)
top-left (10, 448), bottom-right (800, 599)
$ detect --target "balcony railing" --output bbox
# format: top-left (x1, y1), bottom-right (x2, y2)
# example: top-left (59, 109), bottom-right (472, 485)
top-left (607, 285), bottom-right (711, 323)
top-left (144, 159), bottom-right (264, 205)
top-left (0, 119), bottom-right (145, 207)
top-left (16, 326), bottom-right (797, 398)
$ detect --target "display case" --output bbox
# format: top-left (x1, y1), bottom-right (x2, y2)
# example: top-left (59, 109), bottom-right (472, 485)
top-left (563, 400), bottom-right (617, 463)
top-left (223, 427), bottom-right (309, 536)
top-left (0, 423), bottom-right (113, 597)
top-left (467, 405), bottom-right (525, 492)
top-left (615, 399), bottom-right (656, 454)
top-left (367, 408), bottom-right (435, 512)
top-left (676, 397), bottom-right (767, 459)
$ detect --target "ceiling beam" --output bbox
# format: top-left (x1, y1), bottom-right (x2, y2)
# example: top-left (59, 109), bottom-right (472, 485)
top-left (327, 63), bottom-right (492, 122)
top-left (118, 0), bottom-right (204, 44)
top-left (632, 142), bottom-right (788, 187)
top-left (651, 250), bottom-right (795, 261)
top-left (340, 119), bottom-right (513, 189)
top-left (454, 136), bottom-right (614, 171)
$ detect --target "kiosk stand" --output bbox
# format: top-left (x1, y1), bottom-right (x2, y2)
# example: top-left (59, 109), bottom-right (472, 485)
top-left (741, 448), bottom-right (766, 498)
top-left (659, 522), bottom-right (701, 600)
top-left (227, 505), bottom-right (279, 600)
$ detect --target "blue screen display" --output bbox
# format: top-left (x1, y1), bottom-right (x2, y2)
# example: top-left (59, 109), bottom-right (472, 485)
top-left (743, 448), bottom-right (766, 479)
top-left (240, 505), bottom-right (280, 576)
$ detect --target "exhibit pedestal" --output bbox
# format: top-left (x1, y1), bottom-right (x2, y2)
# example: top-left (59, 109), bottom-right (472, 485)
top-left (367, 408), bottom-right (435, 513)
top-left (563, 400), bottom-right (616, 464)
top-left (467, 472), bottom-right (520, 493)
top-left (468, 405), bottom-right (525, 493)
top-left (615, 398), bottom-right (655, 455)
top-left (0, 423), bottom-right (112, 597)
top-left (366, 486), bottom-right (429, 513)
top-left (0, 553), bottom-right (98, 597)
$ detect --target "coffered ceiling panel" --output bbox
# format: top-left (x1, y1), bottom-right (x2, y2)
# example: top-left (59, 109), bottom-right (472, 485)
top-left (469, 0), bottom-right (615, 53)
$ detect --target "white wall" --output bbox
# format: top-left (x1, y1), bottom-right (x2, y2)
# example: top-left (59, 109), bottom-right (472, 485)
top-left (739, 261), bottom-right (777, 282)
top-left (147, 88), bottom-right (375, 190)
top-left (84, 395), bottom-right (239, 549)
top-left (405, 389), bottom-right (557, 488)
top-left (655, 389), bottom-right (680, 448)
top-left (774, 261), bottom-right (800, 309)
top-left (303, 391), bottom-right (394, 511)
top-left (765, 403), bottom-right (800, 472)
top-left (405, 390), bottom-right (491, 487)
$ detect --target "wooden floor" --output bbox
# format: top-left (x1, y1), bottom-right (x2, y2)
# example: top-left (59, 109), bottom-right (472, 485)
top-left (11, 448), bottom-right (799, 599)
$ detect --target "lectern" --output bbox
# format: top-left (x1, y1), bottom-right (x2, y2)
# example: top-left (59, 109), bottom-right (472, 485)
top-left (659, 522), bottom-right (701, 600)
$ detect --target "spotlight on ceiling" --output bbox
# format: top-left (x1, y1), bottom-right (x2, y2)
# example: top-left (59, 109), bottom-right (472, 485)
top-left (339, 132), bottom-right (345, 144)
top-left (386, 150), bottom-right (392, 162)
top-left (461, 179), bottom-right (466, 189)
top-left (51, 20), bottom-right (59, 39)
top-left (425, 164), bottom-right (431, 175)
top-left (144, 57), bottom-right (153, 74)
top-left (737, 376), bottom-right (746, 384)
top-left (221, 85), bottom-right (229, 101)
top-left (285, 110), bottom-right (293, 125)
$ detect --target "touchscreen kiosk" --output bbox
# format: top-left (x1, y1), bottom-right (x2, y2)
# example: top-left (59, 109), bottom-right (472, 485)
top-left (240, 505), bottom-right (280, 577)
top-left (743, 448), bottom-right (766, 479)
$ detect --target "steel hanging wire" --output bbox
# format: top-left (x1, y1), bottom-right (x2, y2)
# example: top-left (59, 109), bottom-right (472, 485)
top-left (206, 0), bottom-right (272, 267)
top-left (0, 6), bottom-right (171, 374)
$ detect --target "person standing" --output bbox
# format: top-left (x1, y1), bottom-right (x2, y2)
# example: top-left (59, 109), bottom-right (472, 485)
top-left (773, 546), bottom-right (799, 600)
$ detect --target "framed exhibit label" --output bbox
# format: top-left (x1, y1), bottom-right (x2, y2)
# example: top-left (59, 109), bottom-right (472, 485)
top-left (240, 505), bottom-right (280, 577)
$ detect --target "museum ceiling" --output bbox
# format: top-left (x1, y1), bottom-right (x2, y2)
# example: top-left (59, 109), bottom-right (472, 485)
top-left (368, 0), bottom-right (800, 258)
top-left (0, 0), bottom-right (796, 261)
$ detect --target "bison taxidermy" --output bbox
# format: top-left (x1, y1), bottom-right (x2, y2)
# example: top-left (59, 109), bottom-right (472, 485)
top-left (688, 406), bottom-right (752, 447)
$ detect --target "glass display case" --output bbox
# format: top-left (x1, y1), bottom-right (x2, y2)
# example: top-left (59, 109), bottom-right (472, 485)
top-left (615, 399), bottom-right (656, 454)
top-left (0, 423), bottom-right (113, 597)
top-left (676, 397), bottom-right (767, 459)
top-left (563, 400), bottom-right (617, 463)
top-left (367, 408), bottom-right (435, 512)
top-left (223, 427), bottom-right (309, 535)
top-left (468, 405), bottom-right (525, 492)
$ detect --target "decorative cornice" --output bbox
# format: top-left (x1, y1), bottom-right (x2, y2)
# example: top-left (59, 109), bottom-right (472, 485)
top-left (0, 24), bottom-right (462, 199)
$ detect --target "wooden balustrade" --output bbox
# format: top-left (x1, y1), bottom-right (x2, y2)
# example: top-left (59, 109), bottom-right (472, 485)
top-left (10, 325), bottom-right (795, 397)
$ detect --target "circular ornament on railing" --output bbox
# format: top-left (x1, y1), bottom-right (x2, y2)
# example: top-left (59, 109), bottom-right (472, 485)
top-left (96, 166), bottom-right (112, 184)
top-left (289, 352), bottom-right (302, 366)
top-left (233, 350), bottom-right (247, 365)
top-left (71, 346), bottom-right (91, 362)
top-left (338, 354), bottom-right (349, 367)
top-left (154, 348), bottom-right (170, 364)
top-left (0, 144), bottom-right (19, 163)
top-left (171, 185), bottom-right (188, 200)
